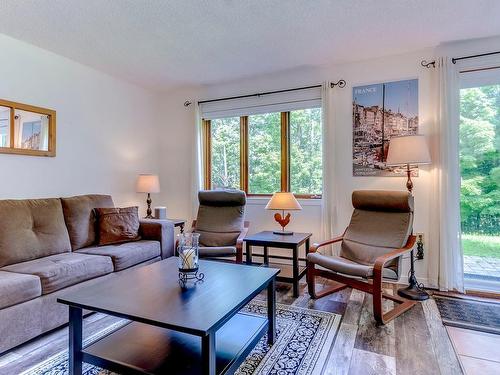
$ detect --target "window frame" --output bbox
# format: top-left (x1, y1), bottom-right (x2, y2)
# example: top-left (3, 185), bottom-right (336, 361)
top-left (202, 110), bottom-right (322, 199)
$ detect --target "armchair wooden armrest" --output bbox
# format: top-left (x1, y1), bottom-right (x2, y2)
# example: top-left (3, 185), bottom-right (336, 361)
top-left (373, 235), bottom-right (417, 275)
top-left (235, 221), bottom-right (250, 263)
top-left (372, 235), bottom-right (416, 323)
top-left (309, 231), bottom-right (346, 253)
top-left (309, 236), bottom-right (343, 253)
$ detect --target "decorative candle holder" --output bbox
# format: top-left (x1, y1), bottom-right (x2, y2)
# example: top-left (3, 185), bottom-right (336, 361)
top-left (177, 232), bottom-right (204, 285)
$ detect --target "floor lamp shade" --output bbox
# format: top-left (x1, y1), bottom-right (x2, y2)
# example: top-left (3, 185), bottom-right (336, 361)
top-left (386, 135), bottom-right (431, 166)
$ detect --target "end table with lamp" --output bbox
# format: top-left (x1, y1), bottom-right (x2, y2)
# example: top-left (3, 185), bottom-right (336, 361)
top-left (386, 134), bottom-right (431, 301)
top-left (244, 231), bottom-right (311, 298)
top-left (245, 192), bottom-right (309, 297)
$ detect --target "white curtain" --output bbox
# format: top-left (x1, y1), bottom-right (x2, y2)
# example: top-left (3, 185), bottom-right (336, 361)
top-left (320, 82), bottom-right (337, 255)
top-left (192, 103), bottom-right (203, 218)
top-left (430, 57), bottom-right (464, 292)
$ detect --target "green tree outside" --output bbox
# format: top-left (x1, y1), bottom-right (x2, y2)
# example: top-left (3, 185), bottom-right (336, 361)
top-left (209, 109), bottom-right (323, 195)
top-left (460, 85), bottom-right (500, 258)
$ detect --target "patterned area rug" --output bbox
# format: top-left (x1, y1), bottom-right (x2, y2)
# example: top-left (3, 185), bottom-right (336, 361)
top-left (434, 295), bottom-right (500, 335)
top-left (22, 300), bottom-right (341, 375)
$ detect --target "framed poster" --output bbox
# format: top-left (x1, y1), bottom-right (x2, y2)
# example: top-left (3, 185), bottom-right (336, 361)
top-left (352, 79), bottom-right (418, 176)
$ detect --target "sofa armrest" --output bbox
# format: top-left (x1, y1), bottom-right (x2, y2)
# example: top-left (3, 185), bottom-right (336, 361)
top-left (139, 219), bottom-right (175, 259)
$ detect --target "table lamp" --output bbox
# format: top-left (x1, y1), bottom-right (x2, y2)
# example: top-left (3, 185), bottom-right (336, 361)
top-left (385, 135), bottom-right (431, 194)
top-left (386, 134), bottom-right (431, 301)
top-left (265, 192), bottom-right (302, 235)
top-left (136, 174), bottom-right (160, 219)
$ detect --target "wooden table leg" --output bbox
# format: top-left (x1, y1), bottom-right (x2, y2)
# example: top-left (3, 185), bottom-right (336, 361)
top-left (267, 278), bottom-right (276, 344)
top-left (69, 306), bottom-right (83, 375)
top-left (305, 238), bottom-right (310, 268)
top-left (246, 243), bottom-right (253, 265)
top-left (292, 245), bottom-right (299, 297)
top-left (202, 333), bottom-right (216, 375)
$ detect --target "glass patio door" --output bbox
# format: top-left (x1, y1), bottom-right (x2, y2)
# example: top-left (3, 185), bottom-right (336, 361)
top-left (459, 68), bottom-right (500, 292)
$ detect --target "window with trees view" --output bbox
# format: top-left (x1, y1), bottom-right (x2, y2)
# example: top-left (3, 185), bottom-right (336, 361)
top-left (202, 108), bottom-right (322, 197)
top-left (459, 77), bottom-right (500, 282)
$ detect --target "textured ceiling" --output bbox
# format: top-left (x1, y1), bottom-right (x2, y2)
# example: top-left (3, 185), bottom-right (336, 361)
top-left (1, 0), bottom-right (500, 91)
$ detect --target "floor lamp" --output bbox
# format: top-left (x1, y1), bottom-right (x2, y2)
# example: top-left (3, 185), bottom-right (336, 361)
top-left (386, 135), bottom-right (431, 301)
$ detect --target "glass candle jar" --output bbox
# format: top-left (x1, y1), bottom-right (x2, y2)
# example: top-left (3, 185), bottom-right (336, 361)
top-left (177, 232), bottom-right (200, 272)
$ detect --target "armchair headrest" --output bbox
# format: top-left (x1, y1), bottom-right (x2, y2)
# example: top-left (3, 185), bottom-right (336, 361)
top-left (352, 190), bottom-right (413, 213)
top-left (198, 190), bottom-right (246, 207)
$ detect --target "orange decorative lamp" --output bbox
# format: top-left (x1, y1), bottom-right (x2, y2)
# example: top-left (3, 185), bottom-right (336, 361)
top-left (265, 192), bottom-right (302, 235)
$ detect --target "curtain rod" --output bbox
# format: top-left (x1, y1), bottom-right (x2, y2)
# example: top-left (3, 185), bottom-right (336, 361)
top-left (197, 84), bottom-right (321, 105)
top-left (184, 80), bottom-right (346, 106)
top-left (421, 50), bottom-right (500, 68)
top-left (452, 50), bottom-right (500, 64)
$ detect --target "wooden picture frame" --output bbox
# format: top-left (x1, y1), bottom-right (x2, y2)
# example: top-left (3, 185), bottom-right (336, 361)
top-left (0, 98), bottom-right (56, 157)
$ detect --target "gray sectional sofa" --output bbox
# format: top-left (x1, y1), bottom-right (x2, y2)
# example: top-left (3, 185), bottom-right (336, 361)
top-left (0, 194), bottom-right (175, 353)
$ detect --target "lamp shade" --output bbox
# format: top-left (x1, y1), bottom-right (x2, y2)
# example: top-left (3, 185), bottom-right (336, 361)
top-left (386, 135), bottom-right (431, 166)
top-left (265, 192), bottom-right (302, 211)
top-left (136, 174), bottom-right (160, 193)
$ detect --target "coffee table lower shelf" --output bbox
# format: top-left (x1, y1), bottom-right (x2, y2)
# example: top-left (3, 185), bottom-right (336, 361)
top-left (81, 312), bottom-right (267, 375)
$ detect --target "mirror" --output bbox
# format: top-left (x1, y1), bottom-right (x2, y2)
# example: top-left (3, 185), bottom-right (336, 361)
top-left (0, 99), bottom-right (56, 157)
top-left (0, 106), bottom-right (10, 148)
top-left (14, 109), bottom-right (50, 151)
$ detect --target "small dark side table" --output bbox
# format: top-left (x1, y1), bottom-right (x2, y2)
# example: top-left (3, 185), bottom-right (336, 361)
top-left (168, 218), bottom-right (186, 233)
top-left (243, 231), bottom-right (312, 297)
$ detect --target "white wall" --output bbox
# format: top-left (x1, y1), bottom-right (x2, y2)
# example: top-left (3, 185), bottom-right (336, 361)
top-left (0, 34), bottom-right (161, 211)
top-left (158, 49), bottom-right (437, 284)
top-left (3, 29), bottom-right (496, 287)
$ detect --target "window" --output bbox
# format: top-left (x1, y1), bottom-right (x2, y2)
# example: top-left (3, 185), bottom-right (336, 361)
top-left (202, 108), bottom-right (323, 197)
top-left (290, 108), bottom-right (323, 195)
top-left (0, 99), bottom-right (56, 157)
top-left (210, 117), bottom-right (240, 189)
top-left (459, 67), bottom-right (500, 289)
top-left (248, 112), bottom-right (281, 194)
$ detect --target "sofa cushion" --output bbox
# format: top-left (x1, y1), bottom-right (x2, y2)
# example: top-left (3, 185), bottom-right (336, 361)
top-left (95, 207), bottom-right (141, 246)
top-left (307, 252), bottom-right (398, 280)
top-left (0, 271), bottom-right (42, 309)
top-left (2, 253), bottom-right (113, 294)
top-left (76, 240), bottom-right (160, 271)
top-left (0, 198), bottom-right (72, 267)
top-left (61, 194), bottom-right (114, 250)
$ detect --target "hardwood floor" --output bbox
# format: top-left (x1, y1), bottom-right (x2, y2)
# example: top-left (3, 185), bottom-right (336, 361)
top-left (0, 278), bottom-right (463, 375)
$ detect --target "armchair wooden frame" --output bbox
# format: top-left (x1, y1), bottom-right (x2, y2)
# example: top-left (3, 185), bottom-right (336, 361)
top-left (307, 234), bottom-right (417, 324)
top-left (191, 220), bottom-right (250, 264)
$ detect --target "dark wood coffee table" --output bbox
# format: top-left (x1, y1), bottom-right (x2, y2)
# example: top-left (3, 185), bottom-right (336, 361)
top-left (244, 231), bottom-right (312, 297)
top-left (58, 258), bottom-right (279, 375)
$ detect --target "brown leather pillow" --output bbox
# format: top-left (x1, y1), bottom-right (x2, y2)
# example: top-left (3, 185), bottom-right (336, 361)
top-left (95, 207), bottom-right (141, 246)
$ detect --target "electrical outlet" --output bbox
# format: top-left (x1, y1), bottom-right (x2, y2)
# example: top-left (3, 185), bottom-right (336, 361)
top-left (415, 232), bottom-right (424, 260)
